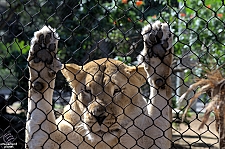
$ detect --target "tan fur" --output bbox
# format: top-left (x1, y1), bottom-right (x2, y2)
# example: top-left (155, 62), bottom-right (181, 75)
top-left (53, 58), bottom-right (155, 148)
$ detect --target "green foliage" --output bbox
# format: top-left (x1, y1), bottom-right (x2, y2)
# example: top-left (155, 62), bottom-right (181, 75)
top-left (114, 56), bottom-right (132, 65)
top-left (0, 38), bottom-right (29, 109)
top-left (0, 39), bottom-right (29, 87)
top-left (157, 0), bottom-right (225, 80)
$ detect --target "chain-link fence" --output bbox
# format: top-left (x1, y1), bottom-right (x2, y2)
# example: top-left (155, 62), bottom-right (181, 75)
top-left (0, 0), bottom-right (224, 148)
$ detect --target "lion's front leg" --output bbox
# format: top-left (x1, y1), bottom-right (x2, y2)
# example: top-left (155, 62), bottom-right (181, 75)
top-left (139, 21), bottom-right (174, 148)
top-left (26, 26), bottom-right (61, 148)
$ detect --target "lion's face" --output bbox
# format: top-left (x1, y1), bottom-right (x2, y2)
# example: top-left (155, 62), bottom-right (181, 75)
top-left (61, 58), bottom-right (147, 142)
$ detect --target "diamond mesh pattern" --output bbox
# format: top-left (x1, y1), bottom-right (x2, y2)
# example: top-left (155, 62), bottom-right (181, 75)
top-left (0, 0), bottom-right (224, 148)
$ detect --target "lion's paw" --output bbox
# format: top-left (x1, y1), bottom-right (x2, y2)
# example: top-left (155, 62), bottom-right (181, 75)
top-left (138, 21), bottom-right (173, 89)
top-left (142, 21), bottom-right (173, 60)
top-left (28, 26), bottom-right (61, 92)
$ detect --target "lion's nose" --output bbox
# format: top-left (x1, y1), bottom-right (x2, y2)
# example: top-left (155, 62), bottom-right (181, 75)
top-left (91, 105), bottom-right (107, 125)
top-left (94, 115), bottom-right (107, 125)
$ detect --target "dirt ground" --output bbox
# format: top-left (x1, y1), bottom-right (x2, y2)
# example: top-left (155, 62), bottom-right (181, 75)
top-left (172, 114), bottom-right (219, 149)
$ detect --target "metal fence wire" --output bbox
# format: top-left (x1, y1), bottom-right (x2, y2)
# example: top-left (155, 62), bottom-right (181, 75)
top-left (0, 0), bottom-right (225, 148)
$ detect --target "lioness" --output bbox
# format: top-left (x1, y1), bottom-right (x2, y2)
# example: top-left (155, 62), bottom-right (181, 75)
top-left (26, 21), bottom-right (173, 148)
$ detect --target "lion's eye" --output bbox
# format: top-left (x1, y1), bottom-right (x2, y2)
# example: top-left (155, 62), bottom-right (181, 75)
top-left (113, 88), bottom-right (121, 95)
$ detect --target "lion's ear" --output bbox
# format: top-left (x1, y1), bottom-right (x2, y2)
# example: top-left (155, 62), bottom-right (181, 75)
top-left (61, 64), bottom-right (82, 85)
top-left (125, 65), bottom-right (147, 87)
